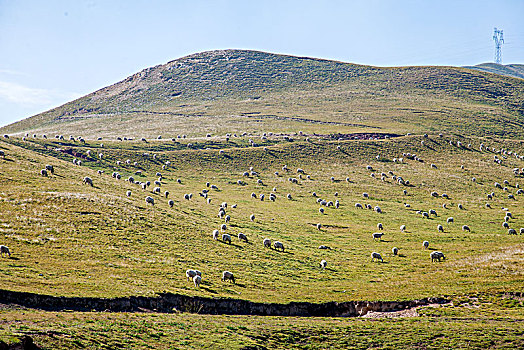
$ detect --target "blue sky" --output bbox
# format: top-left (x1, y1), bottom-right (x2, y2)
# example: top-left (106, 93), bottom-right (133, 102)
top-left (0, 0), bottom-right (523, 127)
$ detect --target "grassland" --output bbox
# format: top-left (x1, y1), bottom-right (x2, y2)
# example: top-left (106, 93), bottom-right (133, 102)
top-left (0, 293), bottom-right (522, 349)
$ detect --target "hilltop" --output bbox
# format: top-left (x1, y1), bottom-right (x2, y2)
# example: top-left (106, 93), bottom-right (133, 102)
top-left (1, 49), bottom-right (523, 138)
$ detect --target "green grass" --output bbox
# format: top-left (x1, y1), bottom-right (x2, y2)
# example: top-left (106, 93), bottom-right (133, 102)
top-left (0, 293), bottom-right (522, 349)
top-left (0, 134), bottom-right (523, 303)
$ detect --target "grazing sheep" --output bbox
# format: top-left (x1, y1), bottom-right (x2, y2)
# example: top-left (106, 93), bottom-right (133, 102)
top-left (153, 187), bottom-right (161, 194)
top-left (193, 275), bottom-right (202, 288)
top-left (447, 217), bottom-right (454, 224)
top-left (520, 228), bottom-right (524, 235)
top-left (316, 223), bottom-right (322, 230)
top-left (0, 245), bottom-right (11, 257)
top-left (430, 251), bottom-right (445, 262)
top-left (224, 215), bottom-right (231, 223)
top-left (126, 190), bottom-right (131, 197)
top-left (145, 196), bottom-right (154, 206)
top-left (83, 177), bottom-right (93, 186)
top-left (168, 200), bottom-right (174, 208)
top-left (40, 169), bottom-right (48, 177)
top-left (222, 271), bottom-right (235, 283)
top-left (186, 269), bottom-right (197, 281)
top-left (423, 241), bottom-right (429, 249)
top-left (220, 224), bottom-right (227, 231)
top-left (371, 252), bottom-right (383, 262)
top-left (274, 241), bottom-right (285, 252)
top-left (377, 223), bottom-right (383, 230)
top-left (363, 192), bottom-right (369, 199)
top-left (403, 190), bottom-right (408, 195)
top-left (429, 209), bottom-right (437, 216)
top-left (250, 214), bottom-right (255, 221)
top-left (372, 232), bottom-right (384, 241)
top-left (508, 228), bottom-right (517, 235)
top-left (431, 191), bottom-right (439, 197)
top-left (458, 204), bottom-right (464, 210)
top-left (503, 222), bottom-right (510, 229)
top-left (213, 230), bottom-right (219, 240)
top-left (320, 259), bottom-right (327, 269)
top-left (222, 234), bottom-right (232, 244)
top-left (263, 238), bottom-right (271, 248)
top-left (374, 206), bottom-right (382, 214)
top-left (164, 191), bottom-right (169, 198)
top-left (287, 193), bottom-right (292, 200)
top-left (45, 165), bottom-right (54, 174)
top-left (422, 212), bottom-right (429, 218)
top-left (400, 225), bottom-right (406, 232)
top-left (355, 203), bottom-right (363, 209)
top-left (319, 245), bottom-right (331, 250)
top-left (238, 233), bottom-right (248, 243)
top-left (392, 247), bottom-right (398, 256)
top-left (462, 225), bottom-right (471, 232)
top-left (319, 208), bottom-right (324, 214)
top-left (437, 224), bottom-right (444, 232)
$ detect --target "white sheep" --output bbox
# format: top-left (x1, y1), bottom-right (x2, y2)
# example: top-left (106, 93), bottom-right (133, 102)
top-left (221, 224), bottom-right (227, 231)
top-left (40, 169), bottom-right (48, 177)
top-left (250, 214), bottom-right (255, 221)
top-left (274, 241), bottom-right (285, 252)
top-left (145, 196), bottom-right (155, 206)
top-left (213, 230), bottom-right (219, 240)
top-left (437, 224), bottom-right (444, 232)
top-left (423, 241), bottom-right (429, 249)
top-left (186, 269), bottom-right (197, 281)
top-left (374, 206), bottom-right (382, 214)
top-left (222, 234), bottom-right (232, 244)
top-left (372, 232), bottom-right (384, 241)
top-left (316, 223), bottom-right (322, 230)
top-left (238, 233), bottom-right (248, 243)
top-left (508, 228), bottom-right (517, 235)
top-left (0, 245), bottom-right (11, 258)
top-left (400, 225), bottom-right (406, 232)
top-left (222, 271), bottom-right (235, 283)
top-left (430, 251), bottom-right (445, 262)
top-left (153, 187), bottom-right (161, 194)
top-left (392, 247), bottom-right (398, 255)
top-left (168, 200), bottom-right (174, 208)
top-left (263, 238), bottom-right (271, 248)
top-left (193, 275), bottom-right (202, 288)
top-left (371, 252), bottom-right (383, 262)
top-left (447, 217), bottom-right (454, 224)
top-left (377, 223), bottom-right (383, 230)
top-left (126, 190), bottom-right (131, 197)
top-left (462, 225), bottom-right (471, 232)
top-left (355, 203), bottom-right (363, 209)
top-left (320, 259), bottom-right (327, 270)
top-left (83, 176), bottom-right (93, 187)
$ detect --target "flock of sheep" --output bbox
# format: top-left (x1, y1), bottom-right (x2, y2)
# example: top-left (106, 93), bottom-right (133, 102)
top-left (1, 132), bottom-right (523, 294)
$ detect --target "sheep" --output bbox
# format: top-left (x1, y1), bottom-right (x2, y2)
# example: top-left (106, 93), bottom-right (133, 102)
top-left (374, 206), bottom-right (382, 214)
top-left (318, 245), bottom-right (331, 250)
top-left (287, 193), bottom-right (292, 200)
top-left (431, 191), bottom-right (439, 197)
top-left (355, 203), bottom-right (363, 209)
top-left (250, 214), bottom-right (255, 221)
top-left (145, 196), bottom-right (155, 206)
top-left (503, 222), bottom-right (510, 229)
top-left (520, 228), bottom-right (524, 235)
top-left (319, 208), bottom-right (325, 214)
top-left (403, 190), bottom-right (408, 195)
top-left (153, 187), bottom-right (161, 194)
top-left (371, 252), bottom-right (383, 262)
top-left (400, 225), bottom-right (406, 232)
top-left (83, 177), bottom-right (93, 186)
top-left (184, 193), bottom-right (190, 200)
top-left (447, 217), bottom-right (454, 223)
top-left (422, 241), bottom-right (429, 249)
top-left (320, 259), bottom-right (327, 269)
top-left (263, 238), bottom-right (271, 248)
top-left (126, 190), bottom-right (131, 197)
top-left (316, 223), bottom-right (322, 230)
top-left (274, 241), bottom-right (285, 252)
top-left (213, 230), bottom-right (219, 240)
top-left (392, 247), bottom-right (398, 256)
top-left (422, 212), bottom-right (429, 218)
top-left (372, 232), bottom-right (384, 241)
top-left (186, 269), bottom-right (197, 281)
top-left (429, 209), bottom-right (437, 216)
top-left (238, 233), bottom-right (248, 243)
top-left (220, 224), bottom-right (227, 232)
top-left (193, 275), bottom-right (202, 288)
top-left (437, 224), bottom-right (444, 232)
top-left (168, 200), bottom-right (174, 208)
top-left (363, 192), bottom-right (369, 199)
top-left (0, 245), bottom-right (11, 258)
top-left (222, 271), bottom-right (235, 283)
top-left (377, 223), bottom-right (383, 230)
top-left (508, 228), bottom-right (517, 235)
top-left (224, 215), bottom-right (231, 223)
top-left (462, 225), bottom-right (471, 232)
top-left (222, 234), bottom-right (232, 244)
top-left (441, 193), bottom-right (449, 199)
top-left (40, 169), bottom-right (48, 177)
top-left (45, 164), bottom-right (54, 174)
top-left (430, 251), bottom-right (445, 262)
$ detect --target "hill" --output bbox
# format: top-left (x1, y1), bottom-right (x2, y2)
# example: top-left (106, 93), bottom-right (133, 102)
top-left (464, 62), bottom-right (524, 80)
top-left (1, 50), bottom-right (524, 138)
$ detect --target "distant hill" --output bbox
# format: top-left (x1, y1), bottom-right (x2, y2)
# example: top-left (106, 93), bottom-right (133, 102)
top-left (2, 50), bottom-right (524, 138)
top-left (463, 63), bottom-right (524, 80)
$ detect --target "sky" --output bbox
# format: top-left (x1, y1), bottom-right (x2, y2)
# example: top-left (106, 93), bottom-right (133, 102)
top-left (0, 0), bottom-right (523, 127)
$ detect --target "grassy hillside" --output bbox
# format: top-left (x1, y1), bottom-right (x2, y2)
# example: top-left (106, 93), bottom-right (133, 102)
top-left (464, 62), bottom-right (524, 80)
top-left (1, 50), bottom-right (523, 139)
top-left (0, 133), bottom-right (523, 303)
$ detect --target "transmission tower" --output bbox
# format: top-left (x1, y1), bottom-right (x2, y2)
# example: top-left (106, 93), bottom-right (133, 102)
top-left (493, 28), bottom-right (504, 64)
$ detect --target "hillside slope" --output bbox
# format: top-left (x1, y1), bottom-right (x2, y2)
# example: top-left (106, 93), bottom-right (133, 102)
top-left (464, 63), bottom-right (524, 80)
top-left (2, 50), bottom-right (524, 138)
